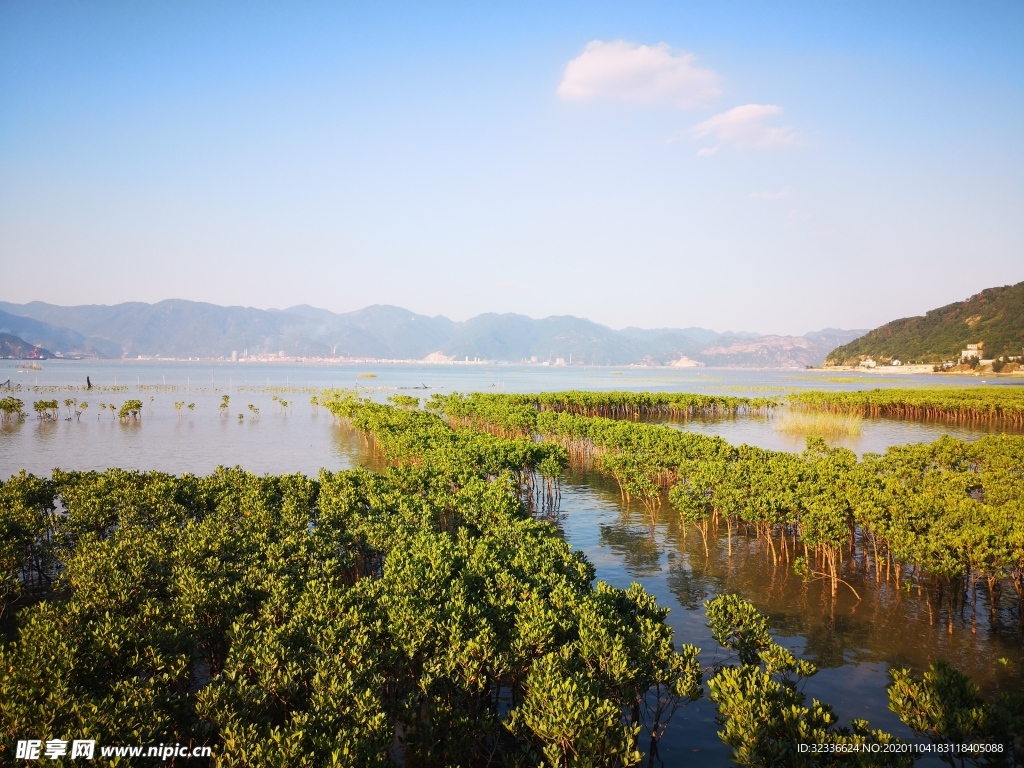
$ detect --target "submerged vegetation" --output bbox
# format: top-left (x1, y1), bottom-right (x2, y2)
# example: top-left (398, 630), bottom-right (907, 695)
top-left (775, 409), bottom-right (863, 438)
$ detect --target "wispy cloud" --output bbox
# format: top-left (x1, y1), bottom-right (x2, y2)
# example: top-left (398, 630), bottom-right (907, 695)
top-left (557, 40), bottom-right (721, 108)
top-left (690, 104), bottom-right (799, 155)
top-left (749, 187), bottom-right (794, 201)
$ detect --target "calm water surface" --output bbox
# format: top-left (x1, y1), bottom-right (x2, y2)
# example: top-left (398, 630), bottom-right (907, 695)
top-left (3, 359), bottom-right (1018, 475)
top-left (2, 360), bottom-right (1020, 765)
top-left (557, 470), bottom-right (1023, 763)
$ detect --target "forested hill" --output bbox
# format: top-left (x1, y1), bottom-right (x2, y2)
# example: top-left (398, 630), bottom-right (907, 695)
top-left (0, 332), bottom-right (53, 359)
top-left (0, 299), bottom-right (863, 367)
top-left (825, 281), bottom-right (1024, 365)
top-left (0, 309), bottom-right (120, 358)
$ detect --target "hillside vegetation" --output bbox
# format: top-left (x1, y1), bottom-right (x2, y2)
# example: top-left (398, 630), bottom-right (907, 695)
top-left (0, 333), bottom-right (52, 359)
top-left (825, 281), bottom-right (1024, 365)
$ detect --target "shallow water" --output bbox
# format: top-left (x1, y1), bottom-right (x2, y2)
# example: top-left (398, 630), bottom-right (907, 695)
top-left (659, 410), bottom-right (1021, 456)
top-left (2, 360), bottom-right (1018, 476)
top-left (556, 469), bottom-right (1024, 763)
top-left (2, 360), bottom-right (1020, 765)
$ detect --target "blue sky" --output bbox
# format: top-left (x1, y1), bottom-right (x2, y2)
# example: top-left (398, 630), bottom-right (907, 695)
top-left (1, 1), bottom-right (1022, 334)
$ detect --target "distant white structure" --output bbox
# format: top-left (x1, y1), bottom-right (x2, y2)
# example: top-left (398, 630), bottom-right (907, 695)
top-left (961, 342), bottom-right (984, 361)
top-left (231, 350), bottom-right (238, 362)
top-left (669, 356), bottom-right (704, 368)
top-left (423, 351), bottom-right (455, 363)
top-left (555, 357), bottom-right (566, 366)
top-left (859, 358), bottom-right (876, 368)
top-left (891, 359), bottom-right (902, 366)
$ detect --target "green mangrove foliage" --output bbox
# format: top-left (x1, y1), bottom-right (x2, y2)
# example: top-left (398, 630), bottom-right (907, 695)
top-left (428, 392), bottom-right (1024, 631)
top-left (0, 396), bottom-right (25, 422)
top-left (1, 469), bottom-right (703, 764)
top-left (668, 432), bottom-right (1024, 621)
top-left (386, 393), bottom-right (420, 410)
top-left (532, 390), bottom-right (777, 418)
top-left (430, 390), bottom-right (776, 427)
top-left (706, 594), bottom-right (909, 767)
top-left (428, 392), bottom-right (734, 511)
top-left (888, 662), bottom-right (1024, 766)
top-left (667, 428), bottom-right (1024, 625)
top-left (32, 399), bottom-right (59, 420)
top-left (118, 399), bottom-right (143, 421)
top-left (325, 392), bottom-right (568, 517)
top-left (788, 388), bottom-right (1024, 425)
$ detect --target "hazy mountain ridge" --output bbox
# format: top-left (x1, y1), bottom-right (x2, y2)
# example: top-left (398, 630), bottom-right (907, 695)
top-left (0, 300), bottom-right (864, 367)
top-left (0, 308), bottom-right (121, 358)
top-left (825, 281), bottom-right (1024, 365)
top-left (0, 332), bottom-right (54, 360)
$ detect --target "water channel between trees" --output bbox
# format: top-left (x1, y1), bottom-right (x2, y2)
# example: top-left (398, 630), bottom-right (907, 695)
top-left (3, 360), bottom-right (1022, 765)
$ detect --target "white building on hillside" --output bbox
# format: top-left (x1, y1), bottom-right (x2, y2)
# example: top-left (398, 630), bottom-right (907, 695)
top-left (961, 343), bottom-right (984, 361)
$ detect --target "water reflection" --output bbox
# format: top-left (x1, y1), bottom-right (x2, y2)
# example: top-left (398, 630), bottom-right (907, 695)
top-left (656, 410), bottom-right (1023, 455)
top-left (555, 463), bottom-right (1023, 764)
top-left (0, 390), bottom-right (363, 478)
top-left (598, 523), bottom-right (663, 577)
top-left (665, 562), bottom-right (712, 611)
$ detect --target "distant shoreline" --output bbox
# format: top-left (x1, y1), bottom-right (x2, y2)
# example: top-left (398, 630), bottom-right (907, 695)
top-left (810, 364), bottom-right (1024, 377)
top-left (6, 357), bottom-right (1024, 376)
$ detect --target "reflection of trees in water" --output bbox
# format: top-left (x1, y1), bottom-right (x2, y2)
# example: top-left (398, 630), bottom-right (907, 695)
top-left (331, 422), bottom-right (387, 472)
top-left (788, 613), bottom-right (864, 669)
top-left (598, 523), bottom-right (662, 577)
top-left (665, 563), bottom-right (715, 610)
top-left (641, 496), bottom-right (1024, 689)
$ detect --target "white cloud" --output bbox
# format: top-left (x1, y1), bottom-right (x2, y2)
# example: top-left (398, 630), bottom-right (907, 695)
top-left (557, 40), bottom-right (721, 108)
top-left (690, 104), bottom-right (799, 155)
top-left (749, 187), bottom-right (793, 201)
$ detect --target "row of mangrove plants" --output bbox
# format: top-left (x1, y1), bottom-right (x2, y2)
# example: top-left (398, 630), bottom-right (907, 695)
top-left (427, 392), bottom-right (1024, 635)
top-left (429, 390), bottom-right (777, 423)
top-left (788, 387), bottom-right (1024, 425)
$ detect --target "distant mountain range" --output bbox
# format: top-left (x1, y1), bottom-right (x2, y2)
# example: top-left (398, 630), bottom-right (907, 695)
top-left (825, 281), bottom-right (1024, 365)
top-left (0, 300), bottom-right (865, 368)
